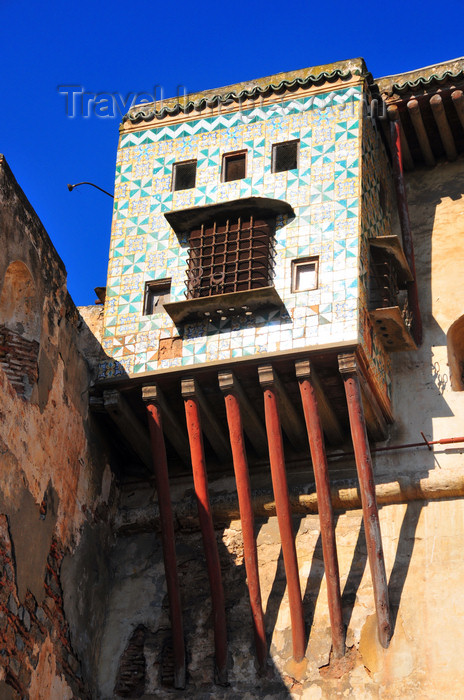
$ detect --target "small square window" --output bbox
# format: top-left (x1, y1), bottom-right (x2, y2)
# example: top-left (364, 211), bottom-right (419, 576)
top-left (272, 140), bottom-right (299, 173)
top-left (144, 279), bottom-right (171, 315)
top-left (222, 151), bottom-right (247, 182)
top-left (172, 161), bottom-right (196, 191)
top-left (291, 258), bottom-right (318, 292)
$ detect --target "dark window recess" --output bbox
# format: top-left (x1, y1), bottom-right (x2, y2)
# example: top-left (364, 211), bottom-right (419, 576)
top-left (272, 140), bottom-right (299, 173)
top-left (144, 280), bottom-right (171, 314)
top-left (222, 152), bottom-right (247, 182)
top-left (185, 215), bottom-right (275, 299)
top-left (172, 161), bottom-right (197, 191)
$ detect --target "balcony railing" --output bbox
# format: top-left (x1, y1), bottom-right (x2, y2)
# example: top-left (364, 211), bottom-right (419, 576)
top-left (368, 239), bottom-right (417, 351)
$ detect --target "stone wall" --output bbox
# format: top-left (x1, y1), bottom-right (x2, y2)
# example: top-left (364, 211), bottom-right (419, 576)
top-left (95, 156), bottom-right (464, 698)
top-left (98, 478), bottom-right (464, 699)
top-left (0, 155), bottom-right (113, 698)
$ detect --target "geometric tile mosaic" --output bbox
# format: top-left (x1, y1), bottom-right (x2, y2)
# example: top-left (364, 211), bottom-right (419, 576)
top-left (100, 82), bottom-right (386, 391)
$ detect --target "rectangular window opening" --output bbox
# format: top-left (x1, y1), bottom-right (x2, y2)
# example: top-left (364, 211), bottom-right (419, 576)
top-left (272, 140), bottom-right (299, 173)
top-left (185, 215), bottom-right (275, 299)
top-left (172, 161), bottom-right (197, 191)
top-left (222, 151), bottom-right (247, 182)
top-left (291, 257), bottom-right (318, 292)
top-left (144, 279), bottom-right (172, 315)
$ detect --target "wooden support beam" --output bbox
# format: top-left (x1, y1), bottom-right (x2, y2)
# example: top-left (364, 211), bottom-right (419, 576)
top-left (338, 353), bottom-right (387, 442)
top-left (387, 105), bottom-right (414, 170)
top-left (258, 365), bottom-right (306, 663)
top-left (218, 371), bottom-right (268, 457)
top-left (430, 94), bottom-right (457, 161)
top-left (183, 391), bottom-right (228, 684)
top-left (219, 381), bottom-right (267, 669)
top-left (142, 385), bottom-right (190, 466)
top-left (103, 389), bottom-right (152, 468)
top-left (451, 90), bottom-right (464, 132)
top-left (296, 359), bottom-right (345, 658)
top-left (181, 377), bottom-right (230, 463)
top-left (143, 394), bottom-right (186, 689)
top-left (338, 353), bottom-right (392, 649)
top-left (407, 99), bottom-right (435, 167)
top-left (295, 360), bottom-right (344, 445)
top-left (258, 365), bottom-right (307, 451)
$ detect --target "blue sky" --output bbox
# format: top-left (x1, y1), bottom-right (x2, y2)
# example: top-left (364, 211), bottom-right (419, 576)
top-left (2, 0), bottom-right (463, 305)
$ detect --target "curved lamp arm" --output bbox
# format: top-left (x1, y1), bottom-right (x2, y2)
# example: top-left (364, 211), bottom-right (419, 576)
top-left (67, 182), bottom-right (114, 198)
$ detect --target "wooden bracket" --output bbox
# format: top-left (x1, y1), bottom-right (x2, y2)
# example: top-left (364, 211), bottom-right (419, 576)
top-left (258, 364), bottom-right (306, 451)
top-left (218, 371), bottom-right (268, 457)
top-left (295, 359), bottom-right (344, 445)
top-left (338, 353), bottom-right (387, 442)
top-left (143, 384), bottom-right (191, 466)
top-left (89, 395), bottom-right (105, 413)
top-left (181, 377), bottom-right (231, 462)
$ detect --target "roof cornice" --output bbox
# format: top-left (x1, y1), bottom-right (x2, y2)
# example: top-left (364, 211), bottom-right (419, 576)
top-left (375, 57), bottom-right (464, 96)
top-left (122, 57), bottom-right (370, 126)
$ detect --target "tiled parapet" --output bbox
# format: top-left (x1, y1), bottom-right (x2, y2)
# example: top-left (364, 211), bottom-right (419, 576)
top-left (100, 74), bottom-right (389, 387)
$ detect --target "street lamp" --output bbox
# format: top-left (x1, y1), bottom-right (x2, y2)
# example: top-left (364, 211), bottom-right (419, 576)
top-left (67, 182), bottom-right (114, 198)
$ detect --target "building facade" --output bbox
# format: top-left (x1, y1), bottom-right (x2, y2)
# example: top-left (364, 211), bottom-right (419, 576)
top-left (1, 56), bottom-right (464, 698)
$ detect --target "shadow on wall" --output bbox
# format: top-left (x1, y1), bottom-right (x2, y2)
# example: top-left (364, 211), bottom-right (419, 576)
top-left (103, 496), bottom-right (426, 698)
top-left (104, 512), bottom-right (292, 698)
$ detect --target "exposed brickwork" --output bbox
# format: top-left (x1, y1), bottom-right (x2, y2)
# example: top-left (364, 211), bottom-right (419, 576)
top-left (0, 325), bottom-right (38, 398)
top-left (158, 337), bottom-right (182, 361)
top-left (114, 624), bottom-right (147, 698)
top-left (0, 515), bottom-right (90, 698)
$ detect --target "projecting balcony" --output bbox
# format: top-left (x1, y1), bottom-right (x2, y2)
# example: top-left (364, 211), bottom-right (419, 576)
top-left (369, 236), bottom-right (417, 352)
top-left (164, 286), bottom-right (284, 324)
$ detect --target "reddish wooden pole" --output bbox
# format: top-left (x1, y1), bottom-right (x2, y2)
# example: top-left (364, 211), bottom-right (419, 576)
top-left (339, 355), bottom-right (392, 648)
top-left (220, 374), bottom-right (267, 669)
top-left (390, 117), bottom-right (422, 346)
top-left (182, 380), bottom-right (228, 684)
top-left (295, 361), bottom-right (345, 658)
top-left (143, 388), bottom-right (186, 689)
top-left (258, 366), bottom-right (306, 663)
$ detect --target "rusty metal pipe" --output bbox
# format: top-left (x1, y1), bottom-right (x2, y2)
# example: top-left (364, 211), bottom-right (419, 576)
top-left (298, 376), bottom-right (345, 658)
top-left (390, 118), bottom-right (422, 346)
top-left (223, 391), bottom-right (267, 669)
top-left (337, 434), bottom-right (464, 458)
top-left (262, 385), bottom-right (306, 662)
top-left (387, 105), bottom-right (414, 170)
top-left (145, 402), bottom-right (186, 689)
top-left (342, 373), bottom-right (392, 648)
top-left (184, 396), bottom-right (228, 684)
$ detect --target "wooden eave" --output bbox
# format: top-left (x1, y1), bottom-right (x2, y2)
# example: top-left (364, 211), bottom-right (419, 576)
top-left (91, 345), bottom-right (393, 480)
top-left (375, 58), bottom-right (464, 169)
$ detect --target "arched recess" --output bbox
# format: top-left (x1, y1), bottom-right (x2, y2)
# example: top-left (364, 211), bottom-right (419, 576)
top-left (447, 315), bottom-right (464, 391)
top-left (0, 261), bottom-right (41, 397)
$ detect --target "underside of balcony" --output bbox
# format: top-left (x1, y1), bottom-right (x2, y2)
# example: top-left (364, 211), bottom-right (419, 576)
top-left (90, 345), bottom-right (392, 482)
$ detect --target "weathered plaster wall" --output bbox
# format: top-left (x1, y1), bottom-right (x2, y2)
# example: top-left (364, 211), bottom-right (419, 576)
top-left (374, 157), bottom-right (464, 478)
top-left (99, 478), bottom-right (464, 699)
top-left (0, 156), bottom-right (113, 698)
